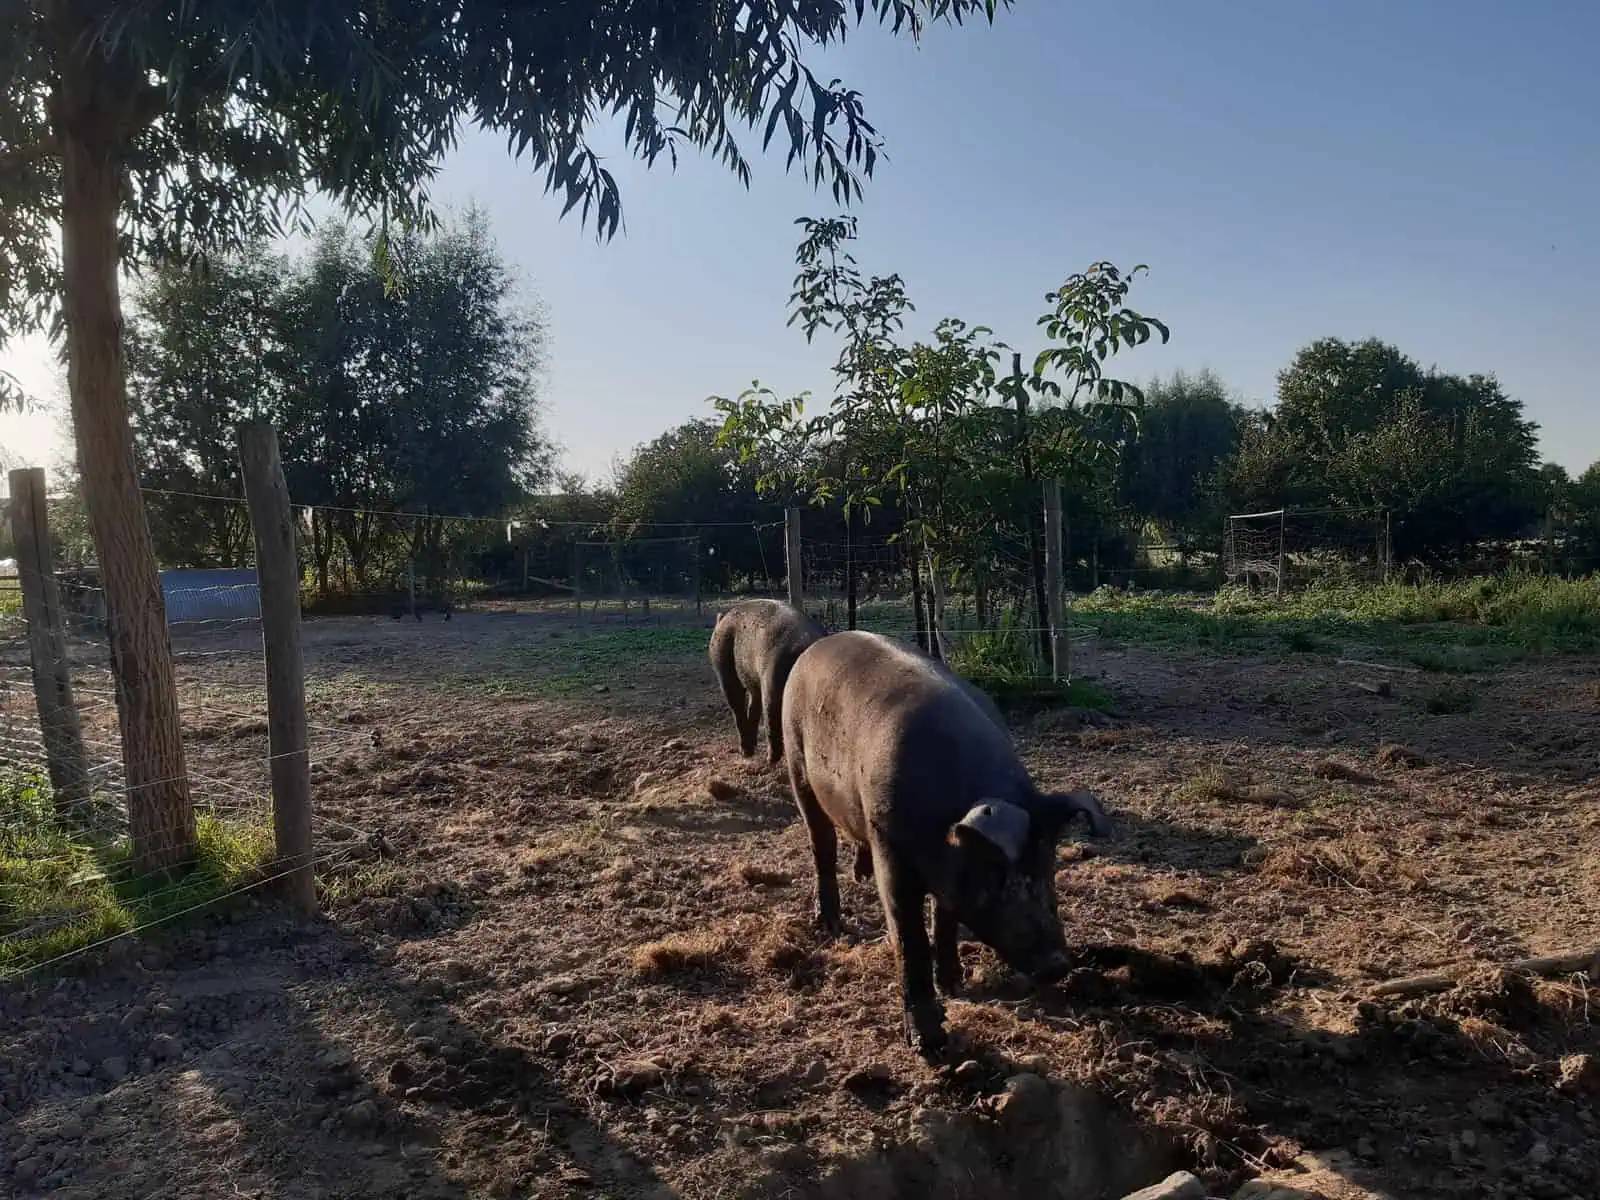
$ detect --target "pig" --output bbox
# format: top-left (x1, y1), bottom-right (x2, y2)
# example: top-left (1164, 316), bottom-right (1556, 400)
top-left (781, 629), bottom-right (1111, 1057)
top-left (847, 652), bottom-right (1011, 884)
top-left (708, 598), bottom-right (825, 764)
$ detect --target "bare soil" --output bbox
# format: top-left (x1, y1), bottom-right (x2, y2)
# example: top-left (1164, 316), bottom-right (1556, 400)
top-left (3, 607), bottom-right (1598, 1200)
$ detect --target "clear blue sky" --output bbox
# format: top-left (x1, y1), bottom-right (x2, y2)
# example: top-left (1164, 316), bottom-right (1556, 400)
top-left (3, 0), bottom-right (1596, 484)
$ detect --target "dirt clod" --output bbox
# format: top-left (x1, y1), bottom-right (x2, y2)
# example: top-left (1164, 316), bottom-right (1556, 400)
top-left (1558, 1054), bottom-right (1600, 1100)
top-left (595, 1059), bottom-right (668, 1099)
top-left (705, 776), bottom-right (742, 803)
top-left (1118, 1170), bottom-right (1208, 1200)
top-left (1376, 742), bottom-right (1430, 768)
top-left (841, 1063), bottom-right (894, 1092)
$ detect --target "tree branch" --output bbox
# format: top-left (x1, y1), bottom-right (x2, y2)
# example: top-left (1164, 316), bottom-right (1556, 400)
top-left (0, 140), bottom-right (60, 177)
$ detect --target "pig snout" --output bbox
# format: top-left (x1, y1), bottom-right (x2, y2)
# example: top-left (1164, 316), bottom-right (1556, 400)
top-left (1028, 949), bottom-right (1072, 984)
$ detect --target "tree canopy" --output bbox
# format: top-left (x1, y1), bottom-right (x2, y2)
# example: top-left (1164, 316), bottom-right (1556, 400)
top-left (4, 0), bottom-right (1013, 870)
top-left (1, 0), bottom-right (1012, 363)
top-left (126, 214), bottom-right (551, 590)
top-left (1218, 338), bottom-right (1542, 561)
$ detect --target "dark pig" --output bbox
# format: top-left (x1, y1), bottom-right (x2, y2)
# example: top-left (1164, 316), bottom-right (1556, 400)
top-left (708, 598), bottom-right (825, 764)
top-left (848, 654), bottom-right (1011, 885)
top-left (781, 630), bottom-right (1111, 1056)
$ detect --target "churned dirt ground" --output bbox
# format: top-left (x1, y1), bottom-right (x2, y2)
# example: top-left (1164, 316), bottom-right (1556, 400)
top-left (3, 605), bottom-right (1599, 1200)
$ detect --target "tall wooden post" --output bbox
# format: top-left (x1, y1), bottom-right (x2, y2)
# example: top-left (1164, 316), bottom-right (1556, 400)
top-left (692, 535), bottom-right (703, 617)
top-left (1276, 508), bottom-right (1287, 600)
top-left (238, 422), bottom-right (317, 918)
top-left (8, 468), bottom-right (92, 818)
top-left (1043, 479), bottom-right (1068, 682)
top-left (784, 506), bottom-right (803, 610)
top-left (844, 506), bottom-right (858, 631)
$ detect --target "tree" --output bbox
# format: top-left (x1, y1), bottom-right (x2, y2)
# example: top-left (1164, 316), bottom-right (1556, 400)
top-left (2, 1), bottom-right (1011, 872)
top-left (1117, 368), bottom-right (1247, 539)
top-left (1563, 463), bottom-right (1600, 572)
top-left (611, 419), bottom-right (778, 591)
top-left (1221, 338), bottom-right (1542, 563)
top-left (716, 218), bottom-right (1167, 659)
top-left (127, 216), bottom-right (551, 595)
top-left (126, 244), bottom-right (290, 567)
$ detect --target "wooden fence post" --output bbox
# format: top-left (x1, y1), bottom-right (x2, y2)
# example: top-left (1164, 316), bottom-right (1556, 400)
top-left (784, 506), bottom-right (803, 609)
top-left (238, 422), bottom-right (317, 917)
top-left (8, 468), bottom-right (92, 818)
top-left (844, 506), bottom-right (858, 631)
top-left (1043, 479), bottom-right (1068, 682)
top-left (1276, 508), bottom-right (1287, 600)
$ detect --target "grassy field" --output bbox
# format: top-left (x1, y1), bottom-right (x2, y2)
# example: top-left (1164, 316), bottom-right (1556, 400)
top-left (1075, 572), bottom-right (1600, 670)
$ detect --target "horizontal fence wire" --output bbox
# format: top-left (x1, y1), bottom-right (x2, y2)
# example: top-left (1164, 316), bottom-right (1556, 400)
top-left (3, 484), bottom-right (1428, 977)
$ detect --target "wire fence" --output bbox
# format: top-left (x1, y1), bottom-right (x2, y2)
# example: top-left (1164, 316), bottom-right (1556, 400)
top-left (0, 483), bottom-right (1179, 978)
top-left (0, 511), bottom-right (384, 981)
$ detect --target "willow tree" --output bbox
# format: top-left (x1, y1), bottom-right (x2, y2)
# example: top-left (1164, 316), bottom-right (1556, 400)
top-left (0, 1), bottom-right (1010, 872)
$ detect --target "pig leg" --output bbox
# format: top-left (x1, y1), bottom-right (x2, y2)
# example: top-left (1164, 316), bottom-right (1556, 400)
top-left (872, 845), bottom-right (945, 1058)
top-left (718, 669), bottom-right (758, 756)
top-left (933, 903), bottom-right (964, 996)
top-left (790, 770), bottom-right (842, 934)
top-left (761, 664), bottom-right (786, 765)
top-left (852, 844), bottom-right (873, 882)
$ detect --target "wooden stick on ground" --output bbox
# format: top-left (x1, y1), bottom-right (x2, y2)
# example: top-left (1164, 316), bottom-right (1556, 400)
top-left (1370, 948), bottom-right (1600, 999)
top-left (1336, 658), bottom-right (1423, 675)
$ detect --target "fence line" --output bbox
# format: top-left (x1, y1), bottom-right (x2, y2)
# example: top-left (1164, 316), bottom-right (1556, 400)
top-left (13, 455), bottom-right (1449, 980)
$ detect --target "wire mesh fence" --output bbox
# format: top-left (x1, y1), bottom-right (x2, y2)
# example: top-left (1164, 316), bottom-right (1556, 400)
top-left (1, 481), bottom-right (1119, 978)
top-left (1224, 507), bottom-right (1392, 593)
top-left (797, 528), bottom-right (1101, 684)
top-left (0, 487), bottom-right (388, 980)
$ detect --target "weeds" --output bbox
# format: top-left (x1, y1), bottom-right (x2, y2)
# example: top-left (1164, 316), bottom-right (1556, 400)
top-left (633, 929), bottom-right (741, 976)
top-left (0, 768), bottom-right (275, 978)
top-left (1076, 572), bottom-right (1600, 663)
top-left (1178, 767), bottom-right (1245, 804)
top-left (1257, 836), bottom-right (1431, 894)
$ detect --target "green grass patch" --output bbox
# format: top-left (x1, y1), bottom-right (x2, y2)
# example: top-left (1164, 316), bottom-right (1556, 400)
top-left (460, 624), bottom-right (711, 697)
top-left (0, 768), bottom-right (274, 979)
top-left (967, 673), bottom-right (1114, 716)
top-left (1074, 573), bottom-right (1600, 664)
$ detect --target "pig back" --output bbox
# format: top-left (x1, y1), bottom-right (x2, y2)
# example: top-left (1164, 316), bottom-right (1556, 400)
top-left (720, 598), bottom-right (822, 681)
top-left (786, 632), bottom-right (1031, 840)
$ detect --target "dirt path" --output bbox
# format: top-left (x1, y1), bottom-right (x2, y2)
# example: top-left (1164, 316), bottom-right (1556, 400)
top-left (3, 612), bottom-right (1597, 1199)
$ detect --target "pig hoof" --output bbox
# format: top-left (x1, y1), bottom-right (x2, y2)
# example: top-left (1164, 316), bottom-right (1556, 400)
top-left (903, 1010), bottom-right (948, 1060)
top-left (936, 970), bottom-right (964, 997)
top-left (814, 910), bottom-right (843, 937)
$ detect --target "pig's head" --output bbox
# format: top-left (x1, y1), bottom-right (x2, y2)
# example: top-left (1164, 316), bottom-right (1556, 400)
top-left (939, 791), bottom-right (1111, 983)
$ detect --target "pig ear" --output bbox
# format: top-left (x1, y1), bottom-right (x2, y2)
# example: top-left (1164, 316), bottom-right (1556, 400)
top-left (1032, 790), bottom-right (1112, 841)
top-left (952, 800), bottom-right (1032, 865)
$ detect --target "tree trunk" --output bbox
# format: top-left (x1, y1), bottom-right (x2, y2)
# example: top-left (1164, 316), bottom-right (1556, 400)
top-left (311, 510), bottom-right (333, 597)
top-left (924, 541), bottom-right (948, 664)
top-left (56, 91), bottom-right (196, 872)
top-left (1011, 356), bottom-right (1050, 666)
